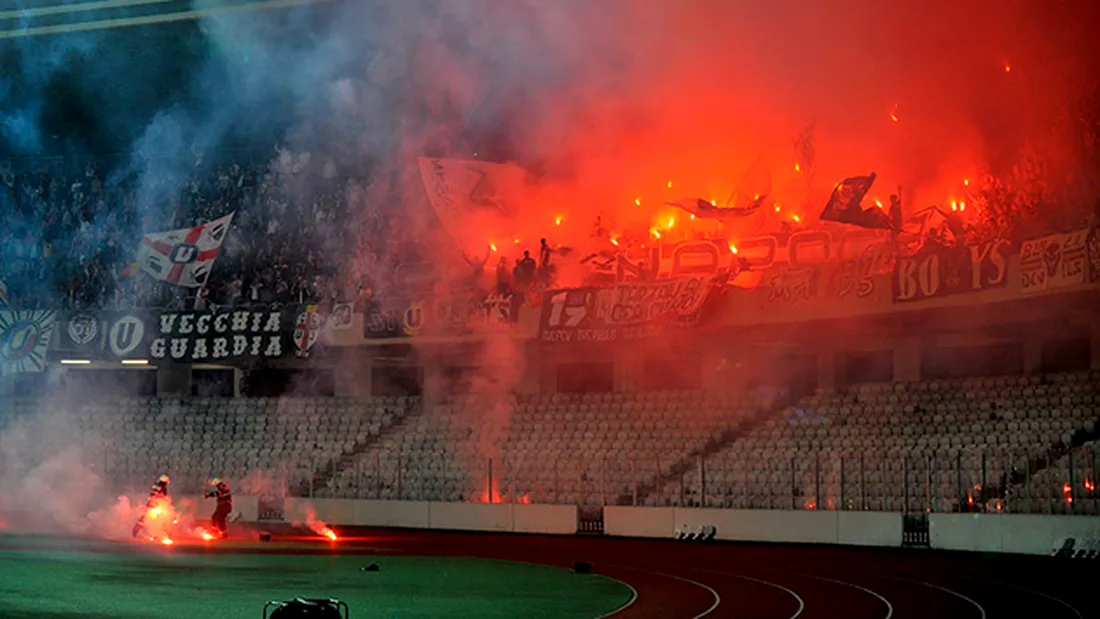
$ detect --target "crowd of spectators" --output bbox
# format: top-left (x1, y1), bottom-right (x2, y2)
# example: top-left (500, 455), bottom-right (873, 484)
top-left (0, 151), bottom-right (391, 311)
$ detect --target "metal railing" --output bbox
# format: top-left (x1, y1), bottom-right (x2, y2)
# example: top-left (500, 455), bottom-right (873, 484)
top-left (259, 446), bottom-right (1099, 516)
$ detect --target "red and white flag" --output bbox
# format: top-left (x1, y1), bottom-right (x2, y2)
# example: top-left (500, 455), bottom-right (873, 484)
top-left (135, 213), bottom-right (234, 288)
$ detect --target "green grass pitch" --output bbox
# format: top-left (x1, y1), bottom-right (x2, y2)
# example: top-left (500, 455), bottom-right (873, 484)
top-left (0, 535), bottom-right (631, 618)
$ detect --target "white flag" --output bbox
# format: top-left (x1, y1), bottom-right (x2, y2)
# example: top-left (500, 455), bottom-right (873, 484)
top-left (135, 212), bottom-right (234, 288)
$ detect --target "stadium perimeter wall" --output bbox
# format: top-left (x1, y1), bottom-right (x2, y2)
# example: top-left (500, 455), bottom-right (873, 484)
top-left (197, 499), bottom-right (1100, 555)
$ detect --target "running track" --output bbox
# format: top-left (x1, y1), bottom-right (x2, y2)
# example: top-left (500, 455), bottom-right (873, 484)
top-left (346, 528), bottom-right (1092, 619)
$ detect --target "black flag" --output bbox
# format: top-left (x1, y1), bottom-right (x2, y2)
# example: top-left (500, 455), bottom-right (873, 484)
top-left (820, 173), bottom-right (892, 230)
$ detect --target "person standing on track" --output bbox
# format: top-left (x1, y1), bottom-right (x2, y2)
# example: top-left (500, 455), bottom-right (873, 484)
top-left (132, 474), bottom-right (171, 538)
top-left (205, 478), bottom-right (233, 539)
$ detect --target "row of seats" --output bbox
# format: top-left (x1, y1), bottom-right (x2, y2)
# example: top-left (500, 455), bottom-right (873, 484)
top-left (1, 372), bottom-right (1096, 513)
top-left (664, 372), bottom-right (1100, 513)
top-left (0, 396), bottom-right (418, 494)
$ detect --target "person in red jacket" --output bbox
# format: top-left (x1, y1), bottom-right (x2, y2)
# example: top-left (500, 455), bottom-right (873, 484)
top-left (133, 474), bottom-right (171, 538)
top-left (205, 478), bottom-right (232, 539)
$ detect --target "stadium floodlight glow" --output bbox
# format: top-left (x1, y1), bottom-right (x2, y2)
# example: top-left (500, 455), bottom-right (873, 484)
top-left (60, 359), bottom-right (92, 365)
top-left (121, 359), bottom-right (149, 365)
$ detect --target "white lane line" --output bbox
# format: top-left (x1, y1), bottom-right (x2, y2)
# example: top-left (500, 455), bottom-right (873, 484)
top-left (610, 565), bottom-right (722, 618)
top-left (772, 569), bottom-right (894, 619)
top-left (594, 575), bottom-right (638, 619)
top-left (953, 575), bottom-right (1083, 619)
top-left (691, 567), bottom-right (805, 619)
top-left (887, 576), bottom-right (986, 619)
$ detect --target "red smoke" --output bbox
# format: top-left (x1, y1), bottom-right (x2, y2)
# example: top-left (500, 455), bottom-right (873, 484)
top-left (293, 503), bottom-right (338, 542)
top-left (404, 1), bottom-right (1098, 268)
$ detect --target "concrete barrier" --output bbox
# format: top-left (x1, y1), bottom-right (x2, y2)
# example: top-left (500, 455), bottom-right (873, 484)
top-left (428, 502), bottom-right (513, 532)
top-left (604, 506), bottom-right (674, 538)
top-left (204, 498), bottom-right (578, 535)
top-left (170, 496), bottom-right (1100, 555)
top-left (931, 513), bottom-right (1100, 555)
top-left (511, 503), bottom-right (577, 535)
top-left (353, 500), bottom-right (430, 528)
top-left (837, 512), bottom-right (902, 547)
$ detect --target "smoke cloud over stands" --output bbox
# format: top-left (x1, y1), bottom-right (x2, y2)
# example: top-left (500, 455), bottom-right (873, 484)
top-left (1, 0), bottom-right (1098, 531)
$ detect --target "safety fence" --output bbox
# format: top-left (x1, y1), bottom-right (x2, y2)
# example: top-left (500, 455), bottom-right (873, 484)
top-left (273, 445), bottom-right (1099, 516)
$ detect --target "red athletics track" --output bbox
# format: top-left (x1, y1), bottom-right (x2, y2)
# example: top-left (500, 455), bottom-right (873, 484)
top-left (345, 529), bottom-right (1091, 619)
top-left (1, 527), bottom-right (1090, 618)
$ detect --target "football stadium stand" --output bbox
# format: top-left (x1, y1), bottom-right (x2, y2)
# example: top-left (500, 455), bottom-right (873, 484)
top-left (1, 372), bottom-right (1095, 515)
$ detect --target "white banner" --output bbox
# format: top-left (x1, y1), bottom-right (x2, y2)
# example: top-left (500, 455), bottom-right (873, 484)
top-left (0, 310), bottom-right (57, 376)
top-left (1019, 228), bottom-right (1088, 295)
top-left (135, 212), bottom-right (234, 288)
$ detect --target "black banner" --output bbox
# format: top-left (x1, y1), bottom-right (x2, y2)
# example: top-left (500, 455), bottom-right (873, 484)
top-left (363, 291), bottom-right (520, 339)
top-left (54, 312), bottom-right (106, 354)
top-left (892, 239), bottom-right (1012, 303)
top-left (53, 306), bottom-right (324, 364)
top-left (538, 277), bottom-right (722, 343)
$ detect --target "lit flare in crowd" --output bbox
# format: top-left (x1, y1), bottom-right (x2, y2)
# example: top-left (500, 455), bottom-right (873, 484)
top-left (554, 215), bottom-right (563, 226)
top-left (1084, 477), bottom-right (1095, 492)
top-left (666, 181), bottom-right (672, 189)
top-left (890, 104), bottom-right (900, 123)
top-left (727, 242), bottom-right (738, 254)
top-left (160, 538), bottom-right (174, 546)
top-left (323, 527), bottom-right (338, 542)
top-left (634, 197), bottom-right (641, 206)
top-left (1063, 483), bottom-right (1073, 504)
top-left (489, 242), bottom-right (498, 252)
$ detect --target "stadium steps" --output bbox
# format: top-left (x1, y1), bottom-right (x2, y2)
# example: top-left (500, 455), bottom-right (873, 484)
top-left (615, 389), bottom-right (801, 507)
top-left (996, 427), bottom-right (1100, 509)
top-left (290, 398), bottom-right (425, 497)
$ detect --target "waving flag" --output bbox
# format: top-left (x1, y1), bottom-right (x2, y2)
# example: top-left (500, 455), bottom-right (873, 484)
top-left (135, 213), bottom-right (234, 288)
top-left (820, 173), bottom-right (892, 230)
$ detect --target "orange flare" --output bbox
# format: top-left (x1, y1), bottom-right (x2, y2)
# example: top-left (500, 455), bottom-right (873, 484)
top-left (666, 217), bottom-right (675, 229)
top-left (666, 181), bottom-right (672, 189)
top-left (489, 243), bottom-right (497, 252)
top-left (634, 197), bottom-right (641, 206)
top-left (160, 538), bottom-right (174, 546)
top-left (323, 528), bottom-right (338, 541)
top-left (728, 242), bottom-right (738, 254)
top-left (792, 214), bottom-right (801, 223)
top-left (710, 199), bottom-right (717, 206)
top-left (554, 215), bottom-right (563, 226)
top-left (794, 163), bottom-right (801, 172)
